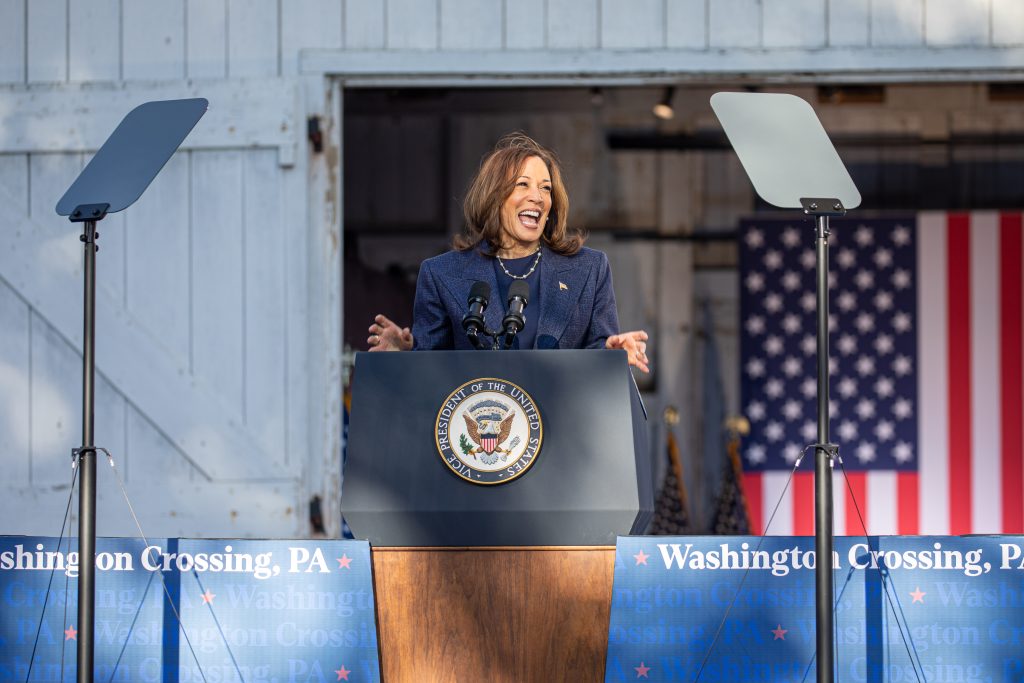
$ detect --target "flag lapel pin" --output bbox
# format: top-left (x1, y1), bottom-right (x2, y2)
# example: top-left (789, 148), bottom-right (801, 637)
top-left (559, 281), bottom-right (568, 291)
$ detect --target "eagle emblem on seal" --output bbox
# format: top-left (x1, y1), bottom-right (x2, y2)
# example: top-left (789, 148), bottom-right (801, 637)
top-left (462, 399), bottom-right (515, 464)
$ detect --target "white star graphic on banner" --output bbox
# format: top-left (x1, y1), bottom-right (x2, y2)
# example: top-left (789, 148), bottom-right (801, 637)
top-left (892, 225), bottom-right (911, 246)
top-left (874, 376), bottom-right (895, 398)
top-left (837, 376), bottom-right (858, 399)
top-left (875, 420), bottom-right (895, 441)
top-left (782, 399), bottom-right (803, 421)
top-left (874, 334), bottom-right (894, 355)
top-left (855, 355), bottom-right (876, 377)
top-left (893, 398), bottom-right (914, 420)
top-left (745, 271), bottom-right (765, 292)
top-left (873, 248), bottom-right (893, 269)
top-left (854, 225), bottom-right (874, 247)
top-left (855, 398), bottom-right (876, 420)
top-left (836, 248), bottom-right (857, 269)
top-left (746, 444), bottom-right (767, 464)
top-left (781, 226), bottom-right (801, 248)
top-left (838, 420), bottom-right (858, 441)
top-left (764, 335), bottom-right (784, 356)
top-left (837, 334), bottom-right (858, 355)
top-left (856, 441), bottom-right (877, 463)
top-left (893, 355), bottom-right (912, 376)
top-left (801, 335), bottom-right (816, 356)
top-left (892, 269), bottom-right (911, 289)
top-left (893, 441), bottom-right (914, 463)
top-left (855, 312), bottom-right (875, 334)
top-left (855, 269), bottom-right (875, 290)
top-left (745, 228), bottom-right (765, 249)
top-left (873, 291), bottom-right (893, 312)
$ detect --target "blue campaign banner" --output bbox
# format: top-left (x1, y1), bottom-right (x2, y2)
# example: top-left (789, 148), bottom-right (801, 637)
top-left (0, 536), bottom-right (380, 682)
top-left (606, 536), bottom-right (1024, 683)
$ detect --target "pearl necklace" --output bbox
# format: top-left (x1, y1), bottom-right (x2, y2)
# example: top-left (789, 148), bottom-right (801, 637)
top-left (496, 248), bottom-right (542, 280)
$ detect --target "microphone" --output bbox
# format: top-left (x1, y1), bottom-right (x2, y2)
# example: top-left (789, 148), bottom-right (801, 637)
top-left (502, 280), bottom-right (529, 349)
top-left (461, 281), bottom-right (490, 349)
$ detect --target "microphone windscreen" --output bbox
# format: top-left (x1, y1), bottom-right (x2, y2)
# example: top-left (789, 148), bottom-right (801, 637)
top-left (469, 280), bottom-right (490, 303)
top-left (509, 280), bottom-right (529, 305)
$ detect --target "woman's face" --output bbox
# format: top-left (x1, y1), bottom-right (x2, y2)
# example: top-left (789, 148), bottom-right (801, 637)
top-left (499, 155), bottom-right (552, 256)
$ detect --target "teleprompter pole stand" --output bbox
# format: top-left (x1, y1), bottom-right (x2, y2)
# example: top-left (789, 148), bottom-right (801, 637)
top-left (803, 197), bottom-right (845, 683)
top-left (55, 97), bottom-right (208, 683)
top-left (710, 91), bottom-right (862, 683)
top-left (70, 203), bottom-right (108, 682)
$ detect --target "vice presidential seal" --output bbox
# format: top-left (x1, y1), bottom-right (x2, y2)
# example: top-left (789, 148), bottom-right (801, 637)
top-left (435, 378), bottom-right (543, 485)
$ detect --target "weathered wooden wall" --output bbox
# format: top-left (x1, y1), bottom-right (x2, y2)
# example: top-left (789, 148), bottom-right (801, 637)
top-left (0, 1), bottom-right (342, 538)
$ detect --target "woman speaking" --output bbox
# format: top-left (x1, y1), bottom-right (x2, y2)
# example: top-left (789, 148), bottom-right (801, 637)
top-left (367, 133), bottom-right (649, 372)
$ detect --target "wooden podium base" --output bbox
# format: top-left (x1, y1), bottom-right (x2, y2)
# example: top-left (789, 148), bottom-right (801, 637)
top-left (371, 546), bottom-right (616, 682)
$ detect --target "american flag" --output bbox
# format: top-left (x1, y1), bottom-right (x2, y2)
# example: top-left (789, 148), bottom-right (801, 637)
top-left (739, 211), bottom-right (1024, 536)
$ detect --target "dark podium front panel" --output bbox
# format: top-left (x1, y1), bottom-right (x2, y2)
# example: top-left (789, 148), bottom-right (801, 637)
top-left (344, 350), bottom-right (652, 546)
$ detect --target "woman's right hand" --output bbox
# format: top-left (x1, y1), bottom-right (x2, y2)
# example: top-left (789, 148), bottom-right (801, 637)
top-left (368, 314), bottom-right (413, 351)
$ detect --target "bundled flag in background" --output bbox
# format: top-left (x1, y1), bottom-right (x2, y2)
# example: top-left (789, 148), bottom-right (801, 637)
top-left (739, 211), bottom-right (1024, 536)
top-left (648, 408), bottom-right (691, 535)
top-left (699, 299), bottom-right (751, 534)
top-left (712, 418), bottom-right (752, 534)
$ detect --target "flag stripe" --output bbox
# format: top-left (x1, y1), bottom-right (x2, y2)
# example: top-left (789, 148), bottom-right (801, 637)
top-left (744, 473), bottom-right (764, 534)
top-left (844, 472), bottom-right (867, 535)
top-left (763, 472), bottom-right (793, 536)
top-left (897, 472), bottom-right (919, 534)
top-left (793, 472), bottom-right (815, 535)
top-left (831, 470), bottom-right (846, 537)
top-left (867, 471), bottom-right (898, 535)
top-left (919, 212), bottom-right (950, 535)
top-left (971, 212), bottom-right (1002, 533)
top-left (1001, 212), bottom-right (1023, 533)
top-left (947, 213), bottom-right (973, 535)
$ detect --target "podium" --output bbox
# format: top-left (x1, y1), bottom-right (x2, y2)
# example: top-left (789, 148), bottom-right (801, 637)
top-left (344, 349), bottom-right (652, 546)
top-left (344, 350), bottom-right (652, 680)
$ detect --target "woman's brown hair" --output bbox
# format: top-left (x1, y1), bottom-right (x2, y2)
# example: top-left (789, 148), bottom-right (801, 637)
top-left (455, 132), bottom-right (584, 256)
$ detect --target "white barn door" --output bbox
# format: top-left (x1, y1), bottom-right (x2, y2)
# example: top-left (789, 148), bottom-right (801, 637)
top-left (0, 79), bottom-right (342, 538)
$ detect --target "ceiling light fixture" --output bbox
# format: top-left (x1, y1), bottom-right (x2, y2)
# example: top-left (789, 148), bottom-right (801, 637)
top-left (653, 87), bottom-right (675, 120)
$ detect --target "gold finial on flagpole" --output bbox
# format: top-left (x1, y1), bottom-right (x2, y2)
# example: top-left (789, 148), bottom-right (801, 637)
top-left (724, 415), bottom-right (750, 438)
top-left (663, 405), bottom-right (680, 426)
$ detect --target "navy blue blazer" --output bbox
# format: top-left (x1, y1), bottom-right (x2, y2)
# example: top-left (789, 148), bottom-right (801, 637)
top-left (412, 246), bottom-right (620, 350)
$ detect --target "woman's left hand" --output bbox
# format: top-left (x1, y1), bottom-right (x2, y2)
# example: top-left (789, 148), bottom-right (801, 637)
top-left (606, 330), bottom-right (650, 373)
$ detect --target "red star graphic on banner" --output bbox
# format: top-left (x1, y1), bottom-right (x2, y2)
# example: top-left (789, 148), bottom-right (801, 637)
top-left (337, 554), bottom-right (353, 569)
top-left (633, 550), bottom-right (649, 566)
top-left (771, 624), bottom-right (788, 640)
top-left (335, 665), bottom-right (351, 681)
top-left (910, 587), bottom-right (926, 603)
top-left (634, 661), bottom-right (651, 678)
top-left (201, 589), bottom-right (216, 604)
top-left (64, 625), bottom-right (77, 640)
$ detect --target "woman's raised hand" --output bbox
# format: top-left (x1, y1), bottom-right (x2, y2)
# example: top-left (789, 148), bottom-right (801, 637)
top-left (367, 314), bottom-right (413, 352)
top-left (605, 330), bottom-right (650, 373)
